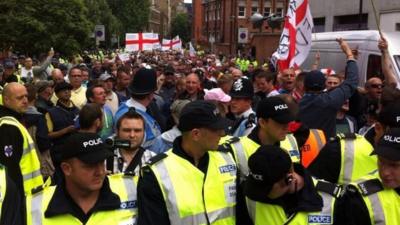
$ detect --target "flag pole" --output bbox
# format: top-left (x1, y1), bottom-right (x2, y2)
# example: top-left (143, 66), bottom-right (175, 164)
top-left (369, 0), bottom-right (382, 35)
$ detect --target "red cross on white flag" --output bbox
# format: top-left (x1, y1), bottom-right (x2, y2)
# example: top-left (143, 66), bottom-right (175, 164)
top-left (161, 36), bottom-right (182, 51)
top-left (272, 0), bottom-right (314, 71)
top-left (125, 33), bottom-right (160, 52)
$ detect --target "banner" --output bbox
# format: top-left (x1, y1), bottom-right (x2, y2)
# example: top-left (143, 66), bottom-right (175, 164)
top-left (189, 42), bottom-right (196, 57)
top-left (161, 36), bottom-right (182, 51)
top-left (125, 33), bottom-right (160, 52)
top-left (272, 0), bottom-right (313, 71)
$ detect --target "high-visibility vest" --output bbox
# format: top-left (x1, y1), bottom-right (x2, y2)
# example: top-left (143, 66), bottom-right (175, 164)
top-left (229, 134), bottom-right (300, 182)
top-left (246, 178), bottom-right (340, 225)
top-left (336, 133), bottom-right (376, 184)
top-left (0, 116), bottom-right (43, 194)
top-left (26, 175), bottom-right (137, 225)
top-left (0, 165), bottom-right (6, 219)
top-left (351, 171), bottom-right (400, 225)
top-left (301, 129), bottom-right (327, 168)
top-left (149, 150), bottom-right (237, 225)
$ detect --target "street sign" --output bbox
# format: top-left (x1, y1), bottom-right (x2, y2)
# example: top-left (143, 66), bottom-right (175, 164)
top-left (95, 25), bottom-right (105, 41)
top-left (238, 28), bottom-right (248, 43)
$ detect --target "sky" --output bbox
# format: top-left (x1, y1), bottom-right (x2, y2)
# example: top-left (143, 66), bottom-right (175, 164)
top-left (184, 0), bottom-right (192, 3)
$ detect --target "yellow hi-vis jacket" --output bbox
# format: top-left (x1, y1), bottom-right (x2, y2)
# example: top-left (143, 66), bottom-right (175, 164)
top-left (148, 150), bottom-right (237, 225)
top-left (246, 178), bottom-right (341, 225)
top-left (226, 134), bottom-right (299, 181)
top-left (26, 174), bottom-right (137, 225)
top-left (350, 171), bottom-right (400, 225)
top-left (0, 116), bottom-right (43, 194)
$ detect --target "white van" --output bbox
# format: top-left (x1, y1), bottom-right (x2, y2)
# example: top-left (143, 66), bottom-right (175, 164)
top-left (302, 30), bottom-right (400, 87)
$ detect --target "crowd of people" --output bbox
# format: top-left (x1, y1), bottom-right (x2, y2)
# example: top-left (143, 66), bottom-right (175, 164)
top-left (0, 36), bottom-right (399, 225)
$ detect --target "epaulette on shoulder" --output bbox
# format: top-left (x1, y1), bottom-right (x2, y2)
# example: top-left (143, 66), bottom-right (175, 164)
top-left (146, 153), bottom-right (168, 166)
top-left (316, 180), bottom-right (343, 198)
top-left (336, 133), bottom-right (357, 140)
top-left (218, 136), bottom-right (240, 153)
top-left (31, 185), bottom-right (44, 195)
top-left (357, 179), bottom-right (383, 196)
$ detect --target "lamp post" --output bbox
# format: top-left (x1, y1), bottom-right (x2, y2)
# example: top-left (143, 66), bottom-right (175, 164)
top-left (358, 0), bottom-right (363, 29)
top-left (250, 12), bottom-right (284, 33)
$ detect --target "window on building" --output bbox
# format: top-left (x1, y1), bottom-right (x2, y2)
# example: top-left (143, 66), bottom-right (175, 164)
top-left (238, 6), bottom-right (246, 18)
top-left (264, 7), bottom-right (271, 17)
top-left (275, 8), bottom-right (284, 17)
top-left (333, 14), bottom-right (368, 31)
top-left (314, 17), bottom-right (326, 32)
top-left (252, 7), bottom-right (258, 15)
top-left (396, 23), bottom-right (400, 31)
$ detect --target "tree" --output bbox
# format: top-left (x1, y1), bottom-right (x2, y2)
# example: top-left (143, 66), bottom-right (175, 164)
top-left (170, 13), bottom-right (191, 43)
top-left (0, 0), bottom-right (92, 57)
top-left (84, 0), bottom-right (121, 48)
top-left (107, 0), bottom-right (151, 41)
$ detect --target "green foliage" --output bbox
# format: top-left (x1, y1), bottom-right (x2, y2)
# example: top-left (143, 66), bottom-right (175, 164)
top-left (84, 0), bottom-right (121, 48)
top-left (107, 0), bottom-right (151, 41)
top-left (0, 0), bottom-right (92, 57)
top-left (0, 0), bottom-right (151, 56)
top-left (170, 13), bottom-right (191, 43)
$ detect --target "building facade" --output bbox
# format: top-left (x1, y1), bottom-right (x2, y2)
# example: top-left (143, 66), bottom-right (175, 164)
top-left (193, 0), bottom-right (288, 63)
top-left (148, 0), bottom-right (171, 37)
top-left (310, 0), bottom-right (400, 32)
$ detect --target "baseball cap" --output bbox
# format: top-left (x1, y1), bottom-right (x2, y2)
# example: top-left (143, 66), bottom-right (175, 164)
top-left (54, 82), bottom-right (73, 93)
top-left (178, 100), bottom-right (231, 131)
top-left (371, 128), bottom-right (400, 161)
top-left (304, 70), bottom-right (326, 91)
top-left (99, 72), bottom-right (115, 81)
top-left (204, 88), bottom-right (231, 103)
top-left (128, 67), bottom-right (157, 95)
top-left (256, 96), bottom-right (295, 124)
top-left (230, 78), bottom-right (254, 98)
top-left (378, 103), bottom-right (400, 128)
top-left (59, 132), bottom-right (113, 164)
top-left (244, 145), bottom-right (292, 201)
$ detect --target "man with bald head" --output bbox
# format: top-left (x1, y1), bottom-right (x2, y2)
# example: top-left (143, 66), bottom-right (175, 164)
top-left (231, 68), bottom-right (243, 81)
top-left (0, 83), bottom-right (43, 223)
top-left (50, 68), bottom-right (65, 85)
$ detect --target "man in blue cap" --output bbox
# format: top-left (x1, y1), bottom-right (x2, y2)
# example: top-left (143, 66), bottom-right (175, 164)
top-left (298, 38), bottom-right (358, 139)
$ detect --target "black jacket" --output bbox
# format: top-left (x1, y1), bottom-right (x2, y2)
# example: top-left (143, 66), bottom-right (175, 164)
top-left (0, 167), bottom-right (22, 225)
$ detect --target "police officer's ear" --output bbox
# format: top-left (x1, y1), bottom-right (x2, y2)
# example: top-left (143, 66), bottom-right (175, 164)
top-left (374, 122), bottom-right (386, 145)
top-left (258, 118), bottom-right (269, 129)
top-left (60, 161), bottom-right (73, 176)
top-left (188, 128), bottom-right (202, 141)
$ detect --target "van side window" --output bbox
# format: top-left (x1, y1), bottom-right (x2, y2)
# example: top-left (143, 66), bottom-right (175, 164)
top-left (366, 54), bottom-right (383, 81)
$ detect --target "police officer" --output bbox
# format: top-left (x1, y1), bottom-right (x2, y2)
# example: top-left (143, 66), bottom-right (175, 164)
top-left (115, 67), bottom-right (162, 149)
top-left (307, 132), bottom-right (377, 184)
top-left (107, 109), bottom-right (156, 174)
top-left (0, 83), bottom-right (43, 195)
top-left (0, 59), bottom-right (22, 86)
top-left (244, 145), bottom-right (344, 225)
top-left (337, 128), bottom-right (400, 225)
top-left (220, 96), bottom-right (298, 182)
top-left (0, 164), bottom-right (22, 225)
top-left (228, 77), bottom-right (256, 137)
top-left (138, 100), bottom-right (240, 225)
top-left (26, 133), bottom-right (138, 225)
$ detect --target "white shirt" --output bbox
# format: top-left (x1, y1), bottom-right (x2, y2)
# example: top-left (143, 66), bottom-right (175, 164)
top-left (125, 98), bottom-right (147, 112)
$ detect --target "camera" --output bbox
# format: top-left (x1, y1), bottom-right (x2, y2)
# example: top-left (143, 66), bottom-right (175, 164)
top-left (105, 137), bottom-right (131, 149)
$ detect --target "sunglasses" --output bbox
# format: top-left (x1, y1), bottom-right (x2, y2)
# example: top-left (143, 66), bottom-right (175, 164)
top-left (370, 84), bottom-right (383, 89)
